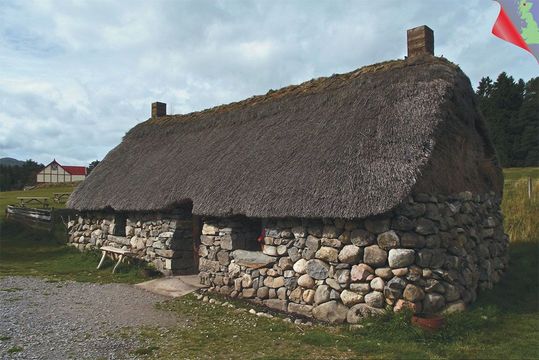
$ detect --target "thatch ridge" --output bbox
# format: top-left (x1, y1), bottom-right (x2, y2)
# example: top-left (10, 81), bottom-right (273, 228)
top-left (68, 55), bottom-right (501, 218)
top-left (139, 56), bottom-right (458, 128)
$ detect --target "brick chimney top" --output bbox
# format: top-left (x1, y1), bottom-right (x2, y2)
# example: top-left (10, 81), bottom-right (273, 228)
top-left (152, 102), bottom-right (166, 118)
top-left (407, 25), bottom-right (434, 57)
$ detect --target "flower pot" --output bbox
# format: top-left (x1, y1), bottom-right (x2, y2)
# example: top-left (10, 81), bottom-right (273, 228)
top-left (411, 314), bottom-right (445, 331)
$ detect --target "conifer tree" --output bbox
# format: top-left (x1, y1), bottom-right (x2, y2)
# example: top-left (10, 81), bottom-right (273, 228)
top-left (476, 73), bottom-right (537, 167)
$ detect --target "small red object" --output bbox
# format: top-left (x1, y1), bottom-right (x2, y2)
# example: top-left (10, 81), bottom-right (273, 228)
top-left (411, 314), bottom-right (445, 331)
top-left (257, 229), bottom-right (266, 243)
top-left (257, 229), bottom-right (266, 250)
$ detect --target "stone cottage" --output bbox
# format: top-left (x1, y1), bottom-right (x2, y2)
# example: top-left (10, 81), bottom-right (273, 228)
top-left (67, 26), bottom-right (509, 323)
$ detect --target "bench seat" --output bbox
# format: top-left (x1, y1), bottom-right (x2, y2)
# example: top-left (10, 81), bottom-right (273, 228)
top-left (99, 245), bottom-right (133, 255)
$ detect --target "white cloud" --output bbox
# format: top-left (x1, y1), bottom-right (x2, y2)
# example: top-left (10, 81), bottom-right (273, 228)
top-left (0, 0), bottom-right (536, 165)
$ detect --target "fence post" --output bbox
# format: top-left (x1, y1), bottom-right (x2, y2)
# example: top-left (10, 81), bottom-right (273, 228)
top-left (528, 177), bottom-right (532, 200)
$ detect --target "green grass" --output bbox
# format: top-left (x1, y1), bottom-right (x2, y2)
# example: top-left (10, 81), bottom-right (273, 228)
top-left (0, 287), bottom-right (23, 292)
top-left (502, 167), bottom-right (539, 182)
top-left (0, 220), bottom-right (154, 283)
top-left (502, 168), bottom-right (539, 242)
top-left (7, 346), bottom-right (23, 354)
top-left (132, 346), bottom-right (160, 356)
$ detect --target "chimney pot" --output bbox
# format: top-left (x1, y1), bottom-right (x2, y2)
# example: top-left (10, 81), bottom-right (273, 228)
top-left (407, 25), bottom-right (434, 57)
top-left (152, 102), bottom-right (166, 118)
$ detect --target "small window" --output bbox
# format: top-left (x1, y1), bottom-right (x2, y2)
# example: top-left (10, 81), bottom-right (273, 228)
top-left (113, 213), bottom-right (126, 236)
top-left (51, 163), bottom-right (58, 171)
top-left (235, 217), bottom-right (263, 251)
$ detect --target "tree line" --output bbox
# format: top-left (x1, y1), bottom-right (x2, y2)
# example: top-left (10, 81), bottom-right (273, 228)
top-left (476, 73), bottom-right (538, 167)
top-left (0, 160), bottom-right (44, 191)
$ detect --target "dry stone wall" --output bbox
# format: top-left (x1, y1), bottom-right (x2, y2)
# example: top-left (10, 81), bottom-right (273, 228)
top-left (198, 191), bottom-right (508, 323)
top-left (67, 212), bottom-right (195, 275)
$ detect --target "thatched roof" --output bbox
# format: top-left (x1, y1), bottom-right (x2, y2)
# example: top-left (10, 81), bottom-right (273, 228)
top-left (68, 55), bottom-right (502, 218)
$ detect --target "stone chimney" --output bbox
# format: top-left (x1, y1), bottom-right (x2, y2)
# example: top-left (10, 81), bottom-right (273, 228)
top-left (407, 25), bottom-right (434, 57)
top-left (151, 102), bottom-right (166, 118)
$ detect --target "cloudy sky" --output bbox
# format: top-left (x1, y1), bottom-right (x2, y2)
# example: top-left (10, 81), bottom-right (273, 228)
top-left (0, 0), bottom-right (537, 165)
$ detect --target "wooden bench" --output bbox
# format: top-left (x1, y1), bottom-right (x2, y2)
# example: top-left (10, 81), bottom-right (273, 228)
top-left (17, 197), bottom-right (50, 208)
top-left (97, 246), bottom-right (134, 273)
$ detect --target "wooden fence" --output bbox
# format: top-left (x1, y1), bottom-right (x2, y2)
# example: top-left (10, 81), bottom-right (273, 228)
top-left (6, 205), bottom-right (53, 230)
top-left (5, 206), bottom-right (77, 231)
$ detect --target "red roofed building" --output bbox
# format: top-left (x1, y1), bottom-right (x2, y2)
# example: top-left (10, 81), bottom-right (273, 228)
top-left (36, 159), bottom-right (87, 183)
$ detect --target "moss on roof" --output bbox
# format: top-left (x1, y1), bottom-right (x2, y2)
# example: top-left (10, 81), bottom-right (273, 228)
top-left (68, 55), bottom-right (501, 218)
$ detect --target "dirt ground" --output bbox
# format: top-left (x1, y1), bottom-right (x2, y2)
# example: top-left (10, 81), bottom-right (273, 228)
top-left (0, 276), bottom-right (184, 359)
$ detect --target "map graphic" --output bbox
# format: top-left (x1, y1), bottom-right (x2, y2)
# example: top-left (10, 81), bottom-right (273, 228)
top-left (492, 0), bottom-right (539, 62)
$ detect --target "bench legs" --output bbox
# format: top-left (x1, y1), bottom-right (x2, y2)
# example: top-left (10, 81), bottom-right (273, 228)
top-left (96, 251), bottom-right (107, 270)
top-left (112, 254), bottom-right (124, 274)
top-left (96, 251), bottom-right (128, 274)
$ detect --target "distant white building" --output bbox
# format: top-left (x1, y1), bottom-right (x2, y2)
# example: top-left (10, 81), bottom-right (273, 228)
top-left (36, 159), bottom-right (87, 183)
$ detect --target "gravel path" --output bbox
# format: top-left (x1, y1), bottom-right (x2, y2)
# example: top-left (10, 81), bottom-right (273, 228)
top-left (0, 276), bottom-right (185, 359)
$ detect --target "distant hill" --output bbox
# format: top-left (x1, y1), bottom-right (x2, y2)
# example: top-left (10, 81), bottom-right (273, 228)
top-left (0, 157), bottom-right (24, 167)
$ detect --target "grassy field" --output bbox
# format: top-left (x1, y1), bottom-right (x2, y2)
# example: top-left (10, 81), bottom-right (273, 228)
top-left (0, 221), bottom-right (155, 283)
top-left (0, 170), bottom-right (538, 359)
top-left (502, 167), bottom-right (539, 182)
top-left (0, 184), bottom-right (75, 219)
top-left (0, 184), bottom-right (153, 283)
top-left (501, 167), bottom-right (539, 242)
